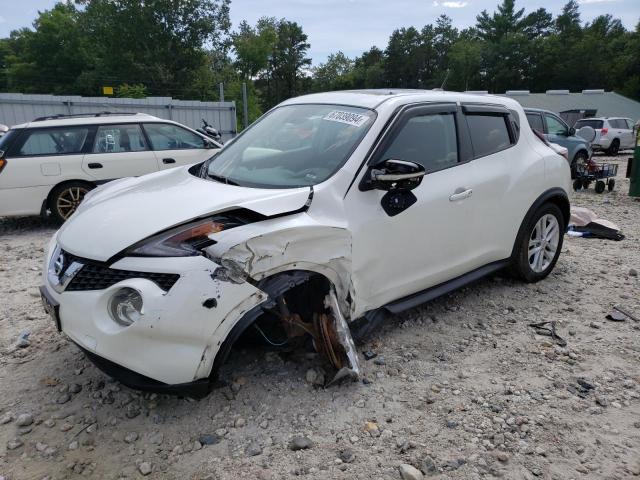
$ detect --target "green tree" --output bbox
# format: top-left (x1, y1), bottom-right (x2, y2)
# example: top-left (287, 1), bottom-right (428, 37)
top-left (312, 51), bottom-right (354, 91)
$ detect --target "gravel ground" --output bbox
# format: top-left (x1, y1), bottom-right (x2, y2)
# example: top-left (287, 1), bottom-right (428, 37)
top-left (1, 154), bottom-right (639, 480)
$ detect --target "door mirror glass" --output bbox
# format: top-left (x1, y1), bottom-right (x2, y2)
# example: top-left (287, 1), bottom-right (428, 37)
top-left (366, 159), bottom-right (426, 191)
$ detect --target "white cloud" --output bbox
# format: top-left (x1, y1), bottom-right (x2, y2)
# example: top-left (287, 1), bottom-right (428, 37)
top-left (442, 1), bottom-right (470, 8)
top-left (578, 0), bottom-right (618, 4)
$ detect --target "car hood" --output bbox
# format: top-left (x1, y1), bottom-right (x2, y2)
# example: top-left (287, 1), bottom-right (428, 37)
top-left (57, 166), bottom-right (311, 261)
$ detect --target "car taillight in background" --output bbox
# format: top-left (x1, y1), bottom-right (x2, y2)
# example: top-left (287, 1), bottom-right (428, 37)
top-left (600, 127), bottom-right (608, 135)
top-left (0, 151), bottom-right (6, 174)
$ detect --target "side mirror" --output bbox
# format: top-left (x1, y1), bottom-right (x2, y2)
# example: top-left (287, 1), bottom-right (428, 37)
top-left (362, 159), bottom-right (426, 191)
top-left (568, 127), bottom-right (576, 136)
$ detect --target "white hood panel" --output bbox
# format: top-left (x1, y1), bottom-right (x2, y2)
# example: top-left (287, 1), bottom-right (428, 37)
top-left (57, 166), bottom-right (311, 261)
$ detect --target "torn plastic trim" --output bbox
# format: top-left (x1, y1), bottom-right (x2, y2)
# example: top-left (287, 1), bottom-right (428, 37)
top-left (324, 287), bottom-right (361, 383)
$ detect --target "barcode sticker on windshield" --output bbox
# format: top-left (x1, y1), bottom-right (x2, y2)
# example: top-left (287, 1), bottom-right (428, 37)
top-left (323, 111), bottom-right (369, 127)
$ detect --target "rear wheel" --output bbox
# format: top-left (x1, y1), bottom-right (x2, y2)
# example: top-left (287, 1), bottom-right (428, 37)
top-left (606, 139), bottom-right (620, 156)
top-left (595, 180), bottom-right (606, 194)
top-left (511, 203), bottom-right (564, 283)
top-left (608, 178), bottom-right (615, 191)
top-left (49, 181), bottom-right (94, 224)
top-left (572, 179), bottom-right (582, 191)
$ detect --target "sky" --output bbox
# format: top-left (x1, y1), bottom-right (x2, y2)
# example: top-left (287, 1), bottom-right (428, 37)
top-left (0, 0), bottom-right (637, 64)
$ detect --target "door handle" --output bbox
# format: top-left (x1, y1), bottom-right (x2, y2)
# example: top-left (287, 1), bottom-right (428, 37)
top-left (87, 163), bottom-right (103, 169)
top-left (162, 158), bottom-right (176, 164)
top-left (449, 188), bottom-right (473, 202)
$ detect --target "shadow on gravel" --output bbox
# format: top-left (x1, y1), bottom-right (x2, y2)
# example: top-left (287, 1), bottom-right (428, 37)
top-left (0, 216), bottom-right (58, 235)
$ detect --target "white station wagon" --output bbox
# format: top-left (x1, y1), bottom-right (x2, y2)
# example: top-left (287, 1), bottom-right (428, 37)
top-left (40, 90), bottom-right (571, 397)
top-left (0, 112), bottom-right (220, 223)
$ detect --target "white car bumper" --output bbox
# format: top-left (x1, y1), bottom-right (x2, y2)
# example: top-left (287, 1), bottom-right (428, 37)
top-left (41, 237), bottom-right (266, 390)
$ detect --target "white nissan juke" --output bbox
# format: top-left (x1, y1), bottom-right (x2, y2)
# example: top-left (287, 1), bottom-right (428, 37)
top-left (40, 90), bottom-right (571, 397)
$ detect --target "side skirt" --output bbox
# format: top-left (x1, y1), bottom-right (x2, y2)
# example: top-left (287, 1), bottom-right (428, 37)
top-left (383, 259), bottom-right (511, 314)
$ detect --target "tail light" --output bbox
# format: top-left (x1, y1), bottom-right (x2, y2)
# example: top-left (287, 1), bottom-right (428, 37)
top-left (600, 128), bottom-right (608, 135)
top-left (0, 151), bottom-right (6, 174)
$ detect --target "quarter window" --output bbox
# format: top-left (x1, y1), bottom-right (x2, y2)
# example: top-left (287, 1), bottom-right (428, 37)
top-left (378, 113), bottom-right (459, 172)
top-left (18, 127), bottom-right (89, 156)
top-left (93, 124), bottom-right (147, 153)
top-left (144, 123), bottom-right (205, 150)
top-left (466, 114), bottom-right (512, 158)
top-left (526, 113), bottom-right (544, 133)
top-left (544, 115), bottom-right (568, 136)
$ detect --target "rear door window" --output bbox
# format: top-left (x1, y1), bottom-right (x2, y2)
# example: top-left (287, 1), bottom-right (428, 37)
top-left (16, 127), bottom-right (89, 156)
top-left (466, 114), bottom-right (512, 158)
top-left (143, 123), bottom-right (205, 150)
top-left (93, 124), bottom-right (148, 153)
top-left (526, 113), bottom-right (544, 133)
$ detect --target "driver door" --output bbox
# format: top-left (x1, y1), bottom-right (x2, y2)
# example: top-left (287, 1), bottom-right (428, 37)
top-left (346, 104), bottom-right (479, 310)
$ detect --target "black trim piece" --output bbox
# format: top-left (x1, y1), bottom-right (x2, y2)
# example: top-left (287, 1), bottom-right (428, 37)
top-left (461, 104), bottom-right (510, 115)
top-left (383, 259), bottom-right (511, 314)
top-left (78, 345), bottom-right (211, 399)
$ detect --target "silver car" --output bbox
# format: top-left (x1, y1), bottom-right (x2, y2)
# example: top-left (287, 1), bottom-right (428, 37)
top-left (574, 117), bottom-right (636, 155)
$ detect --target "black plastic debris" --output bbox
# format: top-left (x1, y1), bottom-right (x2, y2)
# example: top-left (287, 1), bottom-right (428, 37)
top-left (362, 350), bottom-right (377, 361)
top-left (528, 321), bottom-right (567, 347)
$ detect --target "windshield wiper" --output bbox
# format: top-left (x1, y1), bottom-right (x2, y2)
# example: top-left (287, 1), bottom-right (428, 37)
top-left (207, 173), bottom-right (239, 186)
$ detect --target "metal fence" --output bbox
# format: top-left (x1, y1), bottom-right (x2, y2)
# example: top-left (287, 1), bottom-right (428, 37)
top-left (0, 93), bottom-right (237, 142)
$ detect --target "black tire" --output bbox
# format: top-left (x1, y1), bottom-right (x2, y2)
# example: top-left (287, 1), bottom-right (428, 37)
top-left (572, 179), bottom-right (582, 191)
top-left (606, 139), bottom-right (620, 156)
top-left (582, 179), bottom-right (590, 189)
top-left (595, 180), bottom-right (605, 194)
top-left (49, 181), bottom-right (95, 224)
top-left (511, 203), bottom-right (565, 283)
top-left (571, 151), bottom-right (588, 179)
top-left (608, 178), bottom-right (615, 191)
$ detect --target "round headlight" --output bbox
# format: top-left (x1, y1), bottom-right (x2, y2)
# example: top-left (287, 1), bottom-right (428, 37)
top-left (108, 288), bottom-right (143, 327)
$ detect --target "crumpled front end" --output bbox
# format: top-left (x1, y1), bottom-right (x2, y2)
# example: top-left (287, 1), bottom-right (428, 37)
top-left (42, 236), bottom-right (267, 388)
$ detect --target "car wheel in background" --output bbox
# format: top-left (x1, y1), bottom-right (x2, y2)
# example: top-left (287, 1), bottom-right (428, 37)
top-left (606, 139), bottom-right (620, 156)
top-left (511, 203), bottom-right (564, 283)
top-left (571, 151), bottom-right (588, 179)
top-left (49, 181), bottom-right (95, 224)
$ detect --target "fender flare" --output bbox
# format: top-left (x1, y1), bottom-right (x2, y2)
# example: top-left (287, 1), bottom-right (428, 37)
top-left (510, 187), bottom-right (570, 260)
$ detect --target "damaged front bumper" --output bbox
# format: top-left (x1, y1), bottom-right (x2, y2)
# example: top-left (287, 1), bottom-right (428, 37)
top-left (42, 242), bottom-right (361, 396)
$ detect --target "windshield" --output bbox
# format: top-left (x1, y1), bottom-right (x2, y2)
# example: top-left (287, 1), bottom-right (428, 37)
top-left (575, 119), bottom-right (603, 129)
top-left (204, 104), bottom-right (375, 188)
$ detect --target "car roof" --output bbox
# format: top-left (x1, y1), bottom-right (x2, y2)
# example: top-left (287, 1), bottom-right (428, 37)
top-left (578, 117), bottom-right (629, 121)
top-left (523, 107), bottom-right (556, 115)
top-left (13, 112), bottom-right (167, 129)
top-left (281, 89), bottom-right (522, 111)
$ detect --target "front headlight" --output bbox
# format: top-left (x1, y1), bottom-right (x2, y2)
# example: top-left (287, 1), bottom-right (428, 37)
top-left (125, 212), bottom-right (257, 257)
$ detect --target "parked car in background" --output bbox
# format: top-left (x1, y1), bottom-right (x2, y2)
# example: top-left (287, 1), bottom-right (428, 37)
top-left (0, 112), bottom-right (221, 223)
top-left (40, 90), bottom-right (571, 397)
top-left (524, 108), bottom-right (591, 177)
top-left (573, 117), bottom-right (636, 155)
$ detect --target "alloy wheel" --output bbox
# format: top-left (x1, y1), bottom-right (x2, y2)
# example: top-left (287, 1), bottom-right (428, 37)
top-left (528, 214), bottom-right (560, 273)
top-left (56, 186), bottom-right (89, 220)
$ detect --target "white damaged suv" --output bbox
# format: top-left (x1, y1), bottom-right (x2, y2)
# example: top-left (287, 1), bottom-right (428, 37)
top-left (40, 90), bottom-right (571, 397)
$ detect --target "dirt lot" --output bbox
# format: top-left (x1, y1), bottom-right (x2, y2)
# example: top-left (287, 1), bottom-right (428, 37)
top-left (1, 154), bottom-right (639, 480)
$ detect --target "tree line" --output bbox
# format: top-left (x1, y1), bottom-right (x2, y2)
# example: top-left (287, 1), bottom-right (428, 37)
top-left (0, 0), bottom-right (638, 125)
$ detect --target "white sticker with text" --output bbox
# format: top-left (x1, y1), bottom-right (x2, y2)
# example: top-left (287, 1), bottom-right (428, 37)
top-left (322, 110), bottom-right (369, 127)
